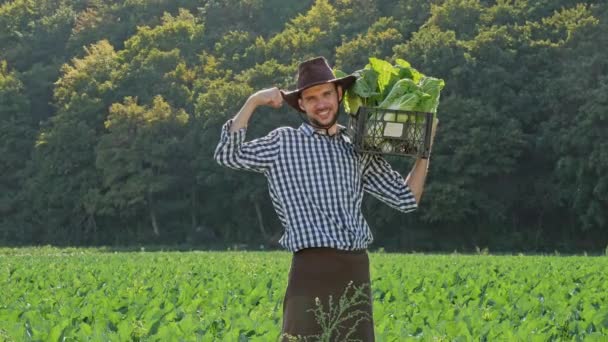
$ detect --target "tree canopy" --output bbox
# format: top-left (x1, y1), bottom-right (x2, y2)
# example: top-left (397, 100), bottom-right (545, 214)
top-left (1, 0), bottom-right (606, 252)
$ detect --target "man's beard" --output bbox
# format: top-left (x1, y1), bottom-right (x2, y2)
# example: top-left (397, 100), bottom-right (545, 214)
top-left (308, 110), bottom-right (339, 130)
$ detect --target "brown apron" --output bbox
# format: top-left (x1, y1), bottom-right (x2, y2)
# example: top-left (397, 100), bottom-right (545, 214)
top-left (280, 248), bottom-right (375, 341)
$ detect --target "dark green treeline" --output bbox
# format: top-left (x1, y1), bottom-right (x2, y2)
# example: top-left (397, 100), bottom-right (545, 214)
top-left (1, 0), bottom-right (607, 252)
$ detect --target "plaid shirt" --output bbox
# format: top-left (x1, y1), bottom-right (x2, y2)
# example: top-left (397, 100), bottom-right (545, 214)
top-left (214, 119), bottom-right (417, 252)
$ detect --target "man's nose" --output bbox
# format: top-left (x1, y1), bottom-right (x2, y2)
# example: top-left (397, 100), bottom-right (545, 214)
top-left (315, 100), bottom-right (329, 110)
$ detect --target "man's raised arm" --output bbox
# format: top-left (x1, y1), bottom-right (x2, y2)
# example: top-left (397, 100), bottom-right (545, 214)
top-left (230, 87), bottom-right (284, 132)
top-left (214, 87), bottom-right (285, 173)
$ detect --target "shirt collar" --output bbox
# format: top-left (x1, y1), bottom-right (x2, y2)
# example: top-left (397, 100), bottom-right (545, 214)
top-left (298, 122), bottom-right (351, 142)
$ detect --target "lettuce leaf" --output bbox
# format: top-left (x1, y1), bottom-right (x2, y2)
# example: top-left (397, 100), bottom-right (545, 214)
top-left (369, 57), bottom-right (400, 99)
top-left (351, 67), bottom-right (380, 99)
top-left (416, 77), bottom-right (445, 113)
top-left (395, 58), bottom-right (424, 84)
top-left (378, 79), bottom-right (420, 110)
top-left (338, 57), bottom-right (444, 117)
top-left (344, 91), bottom-right (363, 114)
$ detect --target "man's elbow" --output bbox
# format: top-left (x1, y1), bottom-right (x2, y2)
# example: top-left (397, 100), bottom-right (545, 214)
top-left (413, 189), bottom-right (423, 206)
top-left (213, 145), bottom-right (227, 167)
top-left (398, 197), bottom-right (418, 213)
top-left (405, 183), bottom-right (423, 209)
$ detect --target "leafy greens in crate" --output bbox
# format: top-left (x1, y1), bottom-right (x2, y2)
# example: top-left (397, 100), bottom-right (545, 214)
top-left (335, 58), bottom-right (444, 152)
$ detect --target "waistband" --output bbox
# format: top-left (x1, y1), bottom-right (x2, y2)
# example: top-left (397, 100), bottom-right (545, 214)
top-left (294, 247), bottom-right (367, 256)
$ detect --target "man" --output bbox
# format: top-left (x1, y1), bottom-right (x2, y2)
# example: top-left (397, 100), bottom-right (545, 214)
top-left (214, 56), bottom-right (437, 341)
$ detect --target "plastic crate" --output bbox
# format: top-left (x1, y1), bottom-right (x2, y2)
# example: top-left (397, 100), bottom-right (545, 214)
top-left (346, 106), bottom-right (433, 158)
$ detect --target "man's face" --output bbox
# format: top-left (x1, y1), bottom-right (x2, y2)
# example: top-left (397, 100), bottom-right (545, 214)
top-left (298, 83), bottom-right (343, 128)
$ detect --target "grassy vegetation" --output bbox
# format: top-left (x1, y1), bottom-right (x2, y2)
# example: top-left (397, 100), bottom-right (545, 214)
top-left (1, 247), bottom-right (607, 341)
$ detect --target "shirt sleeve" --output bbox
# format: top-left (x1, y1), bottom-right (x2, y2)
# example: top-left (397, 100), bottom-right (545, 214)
top-left (213, 119), bottom-right (281, 173)
top-left (361, 154), bottom-right (418, 213)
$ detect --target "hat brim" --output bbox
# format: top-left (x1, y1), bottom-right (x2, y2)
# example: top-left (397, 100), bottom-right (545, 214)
top-left (281, 75), bottom-right (357, 113)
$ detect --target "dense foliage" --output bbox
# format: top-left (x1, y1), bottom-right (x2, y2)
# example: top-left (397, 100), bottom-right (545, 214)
top-left (0, 0), bottom-right (607, 252)
top-left (0, 248), bottom-right (607, 340)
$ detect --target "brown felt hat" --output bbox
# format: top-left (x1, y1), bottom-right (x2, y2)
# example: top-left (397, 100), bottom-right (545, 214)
top-left (280, 57), bottom-right (356, 113)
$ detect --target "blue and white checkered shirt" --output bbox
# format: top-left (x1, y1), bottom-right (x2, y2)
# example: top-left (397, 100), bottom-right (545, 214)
top-left (214, 119), bottom-right (418, 252)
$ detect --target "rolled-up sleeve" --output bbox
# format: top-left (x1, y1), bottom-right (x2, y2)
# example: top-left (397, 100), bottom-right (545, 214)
top-left (213, 119), bottom-right (281, 173)
top-left (362, 154), bottom-right (418, 213)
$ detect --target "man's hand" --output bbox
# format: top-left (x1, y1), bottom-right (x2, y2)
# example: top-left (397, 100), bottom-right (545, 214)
top-left (250, 87), bottom-right (284, 109)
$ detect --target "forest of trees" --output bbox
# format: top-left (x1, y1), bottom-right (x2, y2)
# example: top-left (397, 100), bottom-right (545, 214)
top-left (1, 0), bottom-right (606, 252)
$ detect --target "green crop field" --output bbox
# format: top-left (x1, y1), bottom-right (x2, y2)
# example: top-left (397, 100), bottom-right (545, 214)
top-left (1, 248), bottom-right (607, 341)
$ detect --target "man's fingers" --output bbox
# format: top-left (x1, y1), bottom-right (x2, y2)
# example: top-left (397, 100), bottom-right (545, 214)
top-left (251, 87), bottom-right (284, 108)
top-left (270, 97), bottom-right (282, 108)
top-left (270, 91), bottom-right (283, 108)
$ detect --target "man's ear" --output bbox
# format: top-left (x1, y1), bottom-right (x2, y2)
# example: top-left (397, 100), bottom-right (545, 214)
top-left (298, 98), bottom-right (305, 112)
top-left (337, 85), bottom-right (343, 101)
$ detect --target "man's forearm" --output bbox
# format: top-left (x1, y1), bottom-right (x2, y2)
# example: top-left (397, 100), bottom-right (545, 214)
top-left (405, 158), bottom-right (429, 204)
top-left (405, 117), bottom-right (438, 204)
top-left (229, 97), bottom-right (259, 133)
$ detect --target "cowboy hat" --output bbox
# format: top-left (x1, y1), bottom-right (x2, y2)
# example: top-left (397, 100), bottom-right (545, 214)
top-left (281, 57), bottom-right (356, 113)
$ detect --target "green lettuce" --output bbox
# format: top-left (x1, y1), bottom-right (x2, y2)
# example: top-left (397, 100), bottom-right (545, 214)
top-left (369, 57), bottom-right (399, 99)
top-left (394, 58), bottom-right (423, 84)
top-left (338, 57), bottom-right (444, 116)
top-left (416, 76), bottom-right (445, 113)
top-left (379, 79), bottom-right (428, 111)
